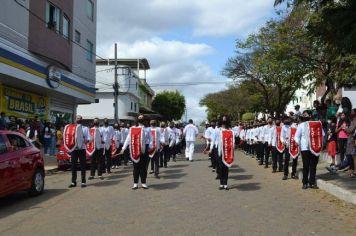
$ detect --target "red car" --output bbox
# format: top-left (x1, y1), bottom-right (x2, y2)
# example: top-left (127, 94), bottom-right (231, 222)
top-left (0, 130), bottom-right (45, 198)
top-left (56, 144), bottom-right (90, 170)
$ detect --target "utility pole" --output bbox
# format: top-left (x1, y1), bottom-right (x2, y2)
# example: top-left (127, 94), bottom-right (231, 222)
top-left (113, 43), bottom-right (119, 122)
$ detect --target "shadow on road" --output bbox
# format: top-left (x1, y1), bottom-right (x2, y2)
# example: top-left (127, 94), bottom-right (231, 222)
top-left (229, 182), bottom-right (261, 191)
top-left (91, 180), bottom-right (121, 187)
top-left (0, 188), bottom-right (69, 219)
top-left (149, 182), bottom-right (183, 190)
top-left (229, 174), bottom-right (253, 180)
top-left (160, 169), bottom-right (183, 174)
top-left (229, 168), bottom-right (246, 173)
top-left (105, 173), bottom-right (131, 180)
top-left (161, 173), bottom-right (187, 180)
top-left (170, 164), bottom-right (189, 168)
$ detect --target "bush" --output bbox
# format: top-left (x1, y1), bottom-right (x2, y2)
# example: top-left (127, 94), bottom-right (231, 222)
top-left (242, 112), bottom-right (255, 121)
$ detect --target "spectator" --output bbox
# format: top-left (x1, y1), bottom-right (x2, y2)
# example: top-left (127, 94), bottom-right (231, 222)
top-left (43, 122), bottom-right (52, 156)
top-left (336, 112), bottom-right (350, 163)
top-left (49, 123), bottom-right (56, 155)
top-left (327, 116), bottom-right (337, 167)
top-left (0, 112), bottom-right (9, 130)
top-left (294, 105), bottom-right (301, 117)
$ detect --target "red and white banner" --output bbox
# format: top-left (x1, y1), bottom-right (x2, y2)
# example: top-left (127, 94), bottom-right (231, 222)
top-left (289, 127), bottom-right (299, 158)
top-left (86, 127), bottom-right (96, 156)
top-left (129, 127), bottom-right (143, 163)
top-left (308, 121), bottom-right (323, 156)
top-left (148, 129), bottom-right (157, 158)
top-left (111, 139), bottom-right (117, 158)
top-left (63, 124), bottom-right (82, 152)
top-left (221, 130), bottom-right (234, 167)
top-left (276, 126), bottom-right (285, 153)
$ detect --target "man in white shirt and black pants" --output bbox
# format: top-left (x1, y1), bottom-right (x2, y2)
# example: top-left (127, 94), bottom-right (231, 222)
top-left (183, 119), bottom-right (199, 162)
top-left (100, 118), bottom-right (115, 174)
top-left (69, 115), bottom-right (91, 188)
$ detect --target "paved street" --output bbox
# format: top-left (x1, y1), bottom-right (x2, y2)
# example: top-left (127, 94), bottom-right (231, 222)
top-left (1, 146), bottom-right (355, 236)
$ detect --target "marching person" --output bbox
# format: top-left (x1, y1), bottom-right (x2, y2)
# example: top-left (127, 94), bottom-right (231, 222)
top-left (149, 120), bottom-right (162, 178)
top-left (120, 115), bottom-right (152, 190)
top-left (159, 122), bottom-right (170, 168)
top-left (263, 118), bottom-right (274, 168)
top-left (270, 119), bottom-right (284, 173)
top-left (175, 123), bottom-right (182, 160)
top-left (88, 118), bottom-right (104, 180)
top-left (65, 115), bottom-right (91, 188)
top-left (100, 118), bottom-right (115, 173)
top-left (210, 117), bottom-right (234, 190)
top-left (281, 116), bottom-right (293, 180)
top-left (120, 122), bottom-right (130, 166)
top-left (167, 122), bottom-right (176, 162)
top-left (112, 123), bottom-right (122, 169)
top-left (295, 111), bottom-right (324, 189)
top-left (183, 119), bottom-right (199, 162)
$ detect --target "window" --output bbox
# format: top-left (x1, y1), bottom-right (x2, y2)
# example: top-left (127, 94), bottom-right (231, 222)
top-left (134, 103), bottom-right (137, 112)
top-left (131, 102), bottom-right (133, 110)
top-left (86, 40), bottom-right (93, 62)
top-left (7, 134), bottom-right (28, 151)
top-left (45, 1), bottom-right (61, 32)
top-left (136, 82), bottom-right (138, 90)
top-left (86, 0), bottom-right (94, 21)
top-left (75, 30), bottom-right (81, 43)
top-left (0, 136), bottom-right (7, 154)
top-left (62, 15), bottom-right (70, 40)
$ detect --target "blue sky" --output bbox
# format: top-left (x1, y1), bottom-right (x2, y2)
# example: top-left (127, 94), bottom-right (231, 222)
top-left (96, 0), bottom-right (279, 122)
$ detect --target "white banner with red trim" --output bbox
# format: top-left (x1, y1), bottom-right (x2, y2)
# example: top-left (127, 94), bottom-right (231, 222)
top-left (63, 124), bottom-right (83, 152)
top-left (308, 121), bottom-right (323, 156)
top-left (86, 127), bottom-right (96, 156)
top-left (221, 130), bottom-right (234, 167)
top-left (289, 127), bottom-right (299, 159)
top-left (148, 129), bottom-right (157, 158)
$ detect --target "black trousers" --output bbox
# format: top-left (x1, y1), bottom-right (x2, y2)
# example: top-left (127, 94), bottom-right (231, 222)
top-left (217, 155), bottom-right (229, 185)
top-left (160, 145), bottom-right (169, 167)
top-left (301, 150), bottom-right (319, 185)
top-left (104, 146), bottom-right (112, 172)
top-left (211, 146), bottom-right (218, 169)
top-left (291, 156), bottom-right (299, 177)
top-left (338, 138), bottom-right (348, 163)
top-left (256, 142), bottom-right (264, 163)
top-left (71, 149), bottom-right (86, 184)
top-left (272, 147), bottom-right (284, 171)
top-left (264, 143), bottom-right (272, 167)
top-left (284, 148), bottom-right (291, 176)
top-left (112, 145), bottom-right (122, 166)
top-left (133, 145), bottom-right (149, 184)
top-left (90, 148), bottom-right (103, 177)
top-left (150, 151), bottom-right (160, 175)
top-left (122, 148), bottom-right (130, 164)
top-left (168, 145), bottom-right (176, 161)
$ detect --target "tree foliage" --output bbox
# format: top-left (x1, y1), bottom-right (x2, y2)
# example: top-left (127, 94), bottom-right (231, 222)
top-left (152, 90), bottom-right (186, 121)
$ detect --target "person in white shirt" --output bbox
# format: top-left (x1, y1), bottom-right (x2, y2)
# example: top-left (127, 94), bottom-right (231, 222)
top-left (88, 118), bottom-right (104, 180)
top-left (183, 119), bottom-right (199, 162)
top-left (232, 123), bottom-right (240, 149)
top-left (120, 115), bottom-right (152, 189)
top-left (120, 123), bottom-right (130, 166)
top-left (270, 119), bottom-right (284, 173)
top-left (159, 122), bottom-right (170, 168)
top-left (280, 116), bottom-right (296, 180)
top-left (68, 115), bottom-right (91, 188)
top-left (167, 122), bottom-right (176, 162)
top-left (112, 122), bottom-right (122, 169)
top-left (263, 118), bottom-right (274, 168)
top-left (100, 118), bottom-right (115, 174)
top-left (295, 111), bottom-right (325, 189)
top-left (255, 121), bottom-right (265, 164)
top-left (149, 120), bottom-right (162, 178)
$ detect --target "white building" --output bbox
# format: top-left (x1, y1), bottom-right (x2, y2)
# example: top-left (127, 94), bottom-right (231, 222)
top-left (77, 58), bottom-right (151, 122)
top-left (0, 0), bottom-right (97, 124)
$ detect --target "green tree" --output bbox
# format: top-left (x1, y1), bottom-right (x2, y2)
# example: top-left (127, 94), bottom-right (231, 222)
top-left (242, 113), bottom-right (255, 121)
top-left (152, 90), bottom-right (186, 121)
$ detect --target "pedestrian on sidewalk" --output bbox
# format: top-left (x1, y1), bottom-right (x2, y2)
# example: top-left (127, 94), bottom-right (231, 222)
top-left (120, 114), bottom-right (152, 190)
top-left (183, 119), bottom-right (199, 162)
top-left (295, 111), bottom-right (324, 189)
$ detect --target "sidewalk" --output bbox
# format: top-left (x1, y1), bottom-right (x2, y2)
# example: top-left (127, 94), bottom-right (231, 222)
top-left (291, 152), bottom-right (356, 205)
top-left (42, 152), bottom-right (58, 173)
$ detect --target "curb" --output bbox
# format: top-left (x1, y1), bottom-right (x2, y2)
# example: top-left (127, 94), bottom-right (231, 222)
top-left (289, 166), bottom-right (356, 205)
top-left (45, 167), bottom-right (59, 175)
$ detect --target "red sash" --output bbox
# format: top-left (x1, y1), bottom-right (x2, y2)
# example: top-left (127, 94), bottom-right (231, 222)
top-left (63, 124), bottom-right (78, 152)
top-left (289, 127), bottom-right (299, 158)
top-left (111, 139), bottom-right (117, 157)
top-left (130, 127), bottom-right (143, 163)
top-left (308, 121), bottom-right (323, 156)
top-left (221, 130), bottom-right (234, 167)
top-left (148, 129), bottom-right (157, 158)
top-left (86, 127), bottom-right (96, 156)
top-left (276, 127), bottom-right (285, 153)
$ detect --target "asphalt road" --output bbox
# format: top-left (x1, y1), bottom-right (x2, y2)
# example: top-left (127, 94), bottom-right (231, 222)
top-left (1, 145), bottom-right (355, 236)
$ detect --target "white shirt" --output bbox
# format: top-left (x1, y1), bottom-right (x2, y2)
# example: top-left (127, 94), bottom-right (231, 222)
top-left (232, 126), bottom-right (240, 137)
top-left (183, 124), bottom-right (199, 142)
top-left (209, 127), bottom-right (220, 151)
top-left (175, 128), bottom-right (182, 144)
top-left (150, 127), bottom-right (162, 151)
top-left (120, 128), bottom-right (129, 144)
top-left (114, 129), bottom-right (122, 148)
top-left (295, 122), bottom-right (309, 151)
top-left (80, 125), bottom-right (91, 150)
top-left (166, 127), bottom-right (176, 147)
top-left (122, 125), bottom-right (153, 151)
top-left (100, 126), bottom-right (115, 150)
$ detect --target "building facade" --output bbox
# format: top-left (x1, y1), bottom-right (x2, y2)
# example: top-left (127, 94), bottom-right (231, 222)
top-left (77, 58), bottom-right (154, 123)
top-left (0, 0), bottom-right (97, 124)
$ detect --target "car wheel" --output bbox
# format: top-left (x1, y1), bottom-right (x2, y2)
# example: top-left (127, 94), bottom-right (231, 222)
top-left (28, 168), bottom-right (45, 196)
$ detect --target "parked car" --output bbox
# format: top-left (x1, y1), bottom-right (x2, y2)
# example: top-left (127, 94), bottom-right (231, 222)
top-left (56, 144), bottom-right (90, 170)
top-left (0, 130), bottom-right (45, 198)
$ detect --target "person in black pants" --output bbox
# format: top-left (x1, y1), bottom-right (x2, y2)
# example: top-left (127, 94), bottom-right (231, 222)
top-left (149, 120), bottom-right (161, 178)
top-left (272, 120), bottom-right (284, 172)
top-left (301, 150), bottom-right (319, 187)
top-left (88, 119), bottom-right (104, 180)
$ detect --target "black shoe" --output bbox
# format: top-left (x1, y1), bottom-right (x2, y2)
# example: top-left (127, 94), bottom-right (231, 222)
top-left (68, 183), bottom-right (77, 188)
top-left (124, 163), bottom-right (128, 166)
top-left (99, 176), bottom-right (104, 180)
top-left (208, 165), bottom-right (213, 168)
top-left (291, 174), bottom-right (298, 180)
top-left (154, 175), bottom-right (160, 179)
top-left (186, 158), bottom-right (189, 161)
top-left (302, 184), bottom-right (308, 190)
top-left (259, 163), bottom-right (263, 165)
top-left (81, 183), bottom-right (87, 188)
top-left (149, 171), bottom-right (154, 174)
top-left (164, 165), bottom-right (168, 168)
top-left (272, 170), bottom-right (276, 173)
top-left (282, 175), bottom-right (288, 180)
top-left (88, 176), bottom-right (94, 180)
top-left (212, 169), bottom-right (216, 172)
top-left (309, 184), bottom-right (319, 189)
top-left (219, 186), bottom-right (224, 190)
top-left (107, 171), bottom-right (112, 174)
top-left (278, 169), bottom-right (283, 172)
top-left (224, 186), bottom-right (230, 191)
top-left (216, 176), bottom-right (220, 180)
top-left (173, 158), bottom-right (176, 162)
top-left (264, 166), bottom-right (268, 168)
